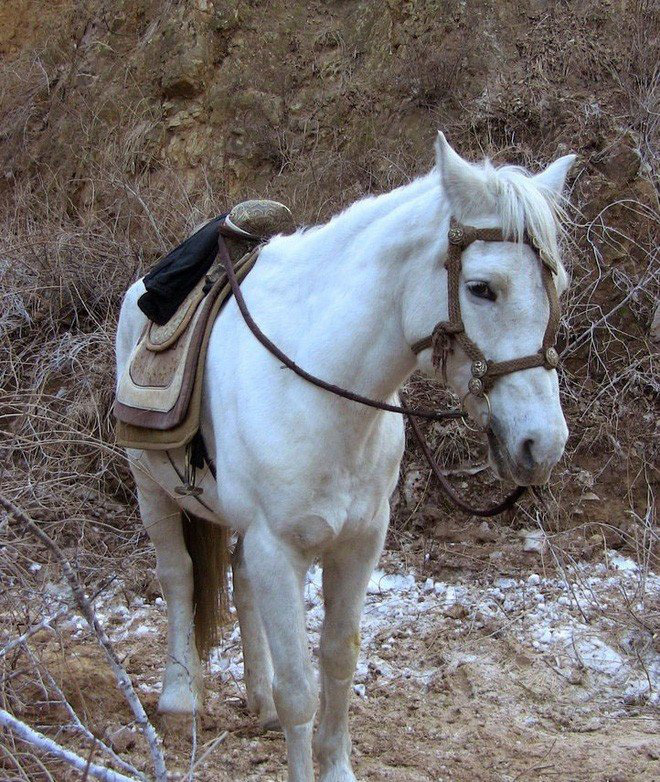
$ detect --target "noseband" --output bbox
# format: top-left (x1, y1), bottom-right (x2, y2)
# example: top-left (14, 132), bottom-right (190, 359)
top-left (411, 217), bottom-right (561, 431)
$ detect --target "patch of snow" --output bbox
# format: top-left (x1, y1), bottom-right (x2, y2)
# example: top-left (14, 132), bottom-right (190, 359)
top-left (133, 624), bottom-right (155, 638)
top-left (81, 545), bottom-right (657, 713)
top-left (607, 553), bottom-right (639, 572)
top-left (367, 571), bottom-right (416, 594)
top-left (573, 636), bottom-right (625, 676)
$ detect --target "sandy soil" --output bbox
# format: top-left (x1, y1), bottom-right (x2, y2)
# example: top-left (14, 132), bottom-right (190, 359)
top-left (23, 550), bottom-right (659, 782)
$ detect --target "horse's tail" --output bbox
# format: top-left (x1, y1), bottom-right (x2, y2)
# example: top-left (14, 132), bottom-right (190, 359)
top-left (181, 512), bottom-right (230, 661)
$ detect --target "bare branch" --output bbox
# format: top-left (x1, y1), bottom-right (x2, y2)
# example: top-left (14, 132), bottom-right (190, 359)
top-left (0, 494), bottom-right (168, 782)
top-left (0, 605), bottom-right (70, 660)
top-left (0, 709), bottom-right (139, 782)
top-left (23, 644), bottom-right (147, 781)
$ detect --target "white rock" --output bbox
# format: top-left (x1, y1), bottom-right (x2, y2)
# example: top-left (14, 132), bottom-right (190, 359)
top-left (522, 530), bottom-right (547, 554)
top-left (496, 577), bottom-right (517, 590)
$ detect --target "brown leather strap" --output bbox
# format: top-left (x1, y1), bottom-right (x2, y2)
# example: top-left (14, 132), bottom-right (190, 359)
top-left (414, 218), bottom-right (561, 396)
top-left (407, 414), bottom-right (525, 516)
top-left (217, 235), bottom-right (463, 424)
top-left (411, 334), bottom-right (432, 353)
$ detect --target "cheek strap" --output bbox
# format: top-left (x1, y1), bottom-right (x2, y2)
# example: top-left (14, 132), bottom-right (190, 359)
top-left (412, 218), bottom-right (561, 397)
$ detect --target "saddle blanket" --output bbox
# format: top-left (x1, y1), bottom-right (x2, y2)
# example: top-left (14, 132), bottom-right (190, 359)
top-left (114, 248), bottom-right (258, 451)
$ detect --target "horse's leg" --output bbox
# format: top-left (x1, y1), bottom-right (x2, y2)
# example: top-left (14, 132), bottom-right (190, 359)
top-left (314, 505), bottom-right (389, 782)
top-left (242, 525), bottom-right (316, 782)
top-left (231, 535), bottom-right (279, 730)
top-left (133, 468), bottom-right (203, 714)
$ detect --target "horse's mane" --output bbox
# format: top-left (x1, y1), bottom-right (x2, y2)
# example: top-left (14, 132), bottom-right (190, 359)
top-left (481, 161), bottom-right (569, 288)
top-left (278, 157), bottom-right (569, 289)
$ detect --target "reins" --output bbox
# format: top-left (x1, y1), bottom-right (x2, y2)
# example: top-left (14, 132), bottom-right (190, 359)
top-left (216, 226), bottom-right (464, 423)
top-left (217, 225), bottom-right (533, 517)
top-left (405, 414), bottom-right (526, 516)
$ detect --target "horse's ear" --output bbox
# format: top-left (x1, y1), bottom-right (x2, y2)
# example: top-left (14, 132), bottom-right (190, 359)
top-left (435, 131), bottom-right (494, 219)
top-left (533, 154), bottom-right (577, 197)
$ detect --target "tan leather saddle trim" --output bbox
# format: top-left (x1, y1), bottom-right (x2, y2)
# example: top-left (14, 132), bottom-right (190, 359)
top-left (145, 279), bottom-right (207, 352)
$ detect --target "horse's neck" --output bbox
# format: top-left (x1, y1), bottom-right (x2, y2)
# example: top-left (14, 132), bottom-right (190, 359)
top-left (269, 179), bottom-right (445, 412)
top-left (317, 169), bottom-right (438, 238)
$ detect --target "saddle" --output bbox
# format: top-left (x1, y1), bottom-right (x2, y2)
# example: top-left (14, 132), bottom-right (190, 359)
top-left (114, 200), bottom-right (294, 451)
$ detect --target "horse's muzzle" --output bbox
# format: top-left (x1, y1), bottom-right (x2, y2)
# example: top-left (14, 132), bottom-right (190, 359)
top-left (487, 423), bottom-right (565, 487)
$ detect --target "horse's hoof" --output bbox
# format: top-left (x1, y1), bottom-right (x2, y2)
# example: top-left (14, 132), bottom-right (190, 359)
top-left (158, 686), bottom-right (203, 717)
top-left (260, 715), bottom-right (282, 732)
top-left (319, 766), bottom-right (357, 782)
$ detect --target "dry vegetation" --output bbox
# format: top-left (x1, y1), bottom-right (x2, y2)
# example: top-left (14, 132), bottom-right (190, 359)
top-left (0, 0), bottom-right (658, 779)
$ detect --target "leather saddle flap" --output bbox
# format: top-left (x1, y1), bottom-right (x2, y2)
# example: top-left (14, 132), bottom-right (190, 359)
top-left (114, 249), bottom-right (258, 441)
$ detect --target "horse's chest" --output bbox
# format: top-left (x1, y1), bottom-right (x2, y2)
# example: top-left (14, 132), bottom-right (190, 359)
top-left (283, 428), bottom-right (403, 536)
top-left (265, 460), bottom-right (392, 548)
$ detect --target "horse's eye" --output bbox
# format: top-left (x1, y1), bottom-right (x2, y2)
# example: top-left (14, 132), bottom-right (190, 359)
top-left (467, 281), bottom-right (497, 301)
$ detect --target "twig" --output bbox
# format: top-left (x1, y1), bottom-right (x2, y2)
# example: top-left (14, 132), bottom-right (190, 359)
top-left (513, 738), bottom-right (558, 781)
top-left (23, 644), bottom-right (147, 781)
top-left (0, 709), bottom-right (139, 782)
top-left (534, 514), bottom-right (591, 624)
top-left (0, 494), bottom-right (168, 782)
top-left (0, 605), bottom-right (70, 659)
top-left (186, 731), bottom-right (229, 779)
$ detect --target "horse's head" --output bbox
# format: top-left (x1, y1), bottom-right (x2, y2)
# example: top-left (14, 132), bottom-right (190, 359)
top-left (414, 134), bottom-right (575, 486)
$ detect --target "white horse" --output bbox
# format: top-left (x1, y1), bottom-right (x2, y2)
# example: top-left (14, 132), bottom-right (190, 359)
top-left (115, 133), bottom-right (575, 782)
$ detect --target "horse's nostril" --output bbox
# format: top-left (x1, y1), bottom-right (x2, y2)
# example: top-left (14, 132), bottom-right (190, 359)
top-left (521, 438), bottom-right (536, 468)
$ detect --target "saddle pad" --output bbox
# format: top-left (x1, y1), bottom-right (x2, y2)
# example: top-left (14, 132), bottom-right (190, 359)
top-left (114, 249), bottom-right (259, 450)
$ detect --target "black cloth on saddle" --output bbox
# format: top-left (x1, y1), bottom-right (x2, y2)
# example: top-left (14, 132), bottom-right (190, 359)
top-left (138, 215), bottom-right (227, 325)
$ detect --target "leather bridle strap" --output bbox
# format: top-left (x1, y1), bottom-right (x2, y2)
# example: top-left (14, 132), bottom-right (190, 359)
top-left (218, 227), bottom-right (525, 517)
top-left (412, 218), bottom-right (561, 399)
top-left (217, 229), bottom-right (463, 423)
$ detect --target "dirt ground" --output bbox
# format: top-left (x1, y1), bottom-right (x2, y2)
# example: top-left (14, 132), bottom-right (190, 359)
top-left (17, 539), bottom-right (658, 782)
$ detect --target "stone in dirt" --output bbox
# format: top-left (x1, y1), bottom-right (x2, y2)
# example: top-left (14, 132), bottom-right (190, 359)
top-left (521, 529), bottom-right (547, 554)
top-left (105, 724), bottom-right (136, 753)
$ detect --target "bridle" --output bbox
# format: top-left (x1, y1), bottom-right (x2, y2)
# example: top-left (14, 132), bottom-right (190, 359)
top-left (411, 217), bottom-right (561, 433)
top-left (217, 217), bottom-right (562, 518)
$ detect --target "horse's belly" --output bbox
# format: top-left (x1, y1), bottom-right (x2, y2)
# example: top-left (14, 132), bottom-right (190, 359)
top-left (128, 448), bottom-right (226, 523)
